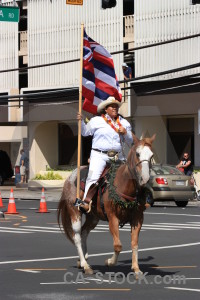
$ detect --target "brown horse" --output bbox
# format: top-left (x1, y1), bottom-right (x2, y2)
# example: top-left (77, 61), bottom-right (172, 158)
top-left (58, 134), bottom-right (155, 275)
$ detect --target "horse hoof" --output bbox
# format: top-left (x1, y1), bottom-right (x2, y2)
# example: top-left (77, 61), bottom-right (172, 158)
top-left (77, 260), bottom-right (81, 269)
top-left (105, 258), bottom-right (114, 266)
top-left (105, 259), bottom-right (109, 266)
top-left (84, 267), bottom-right (93, 275)
top-left (134, 271), bottom-right (143, 280)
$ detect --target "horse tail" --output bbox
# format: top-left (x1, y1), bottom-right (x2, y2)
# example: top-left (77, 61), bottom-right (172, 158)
top-left (57, 196), bottom-right (73, 245)
top-left (57, 172), bottom-right (78, 245)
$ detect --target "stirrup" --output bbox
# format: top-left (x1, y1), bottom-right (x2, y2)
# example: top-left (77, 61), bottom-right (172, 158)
top-left (74, 198), bottom-right (85, 207)
top-left (78, 200), bottom-right (93, 214)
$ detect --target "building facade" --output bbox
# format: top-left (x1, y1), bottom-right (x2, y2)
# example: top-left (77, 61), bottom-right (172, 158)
top-left (133, 0), bottom-right (200, 166)
top-left (0, 0), bottom-right (133, 180)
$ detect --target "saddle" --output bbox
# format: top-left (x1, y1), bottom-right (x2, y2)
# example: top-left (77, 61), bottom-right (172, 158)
top-left (75, 163), bottom-right (110, 201)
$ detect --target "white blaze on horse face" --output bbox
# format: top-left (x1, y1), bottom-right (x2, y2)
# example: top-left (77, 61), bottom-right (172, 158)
top-left (137, 145), bottom-right (153, 185)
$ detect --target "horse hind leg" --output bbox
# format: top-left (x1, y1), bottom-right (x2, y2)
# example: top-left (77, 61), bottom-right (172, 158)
top-left (105, 216), bottom-right (122, 267)
top-left (72, 218), bottom-right (93, 275)
top-left (77, 214), bottom-right (99, 269)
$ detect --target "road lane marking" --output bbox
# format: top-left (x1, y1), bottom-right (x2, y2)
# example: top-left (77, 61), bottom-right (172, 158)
top-left (41, 281), bottom-right (90, 285)
top-left (22, 226), bottom-right (61, 230)
top-left (144, 224), bottom-right (200, 229)
top-left (165, 287), bottom-right (200, 292)
top-left (145, 212), bottom-right (200, 217)
top-left (151, 266), bottom-right (197, 269)
top-left (0, 241), bottom-right (200, 265)
top-left (0, 226), bottom-right (60, 233)
top-left (16, 269), bottom-right (40, 273)
top-left (155, 222), bottom-right (200, 227)
top-left (0, 229), bottom-right (31, 234)
top-left (15, 268), bottom-right (67, 273)
top-left (77, 288), bottom-right (131, 291)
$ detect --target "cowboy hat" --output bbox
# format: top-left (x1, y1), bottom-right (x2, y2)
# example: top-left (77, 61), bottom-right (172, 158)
top-left (97, 97), bottom-right (122, 114)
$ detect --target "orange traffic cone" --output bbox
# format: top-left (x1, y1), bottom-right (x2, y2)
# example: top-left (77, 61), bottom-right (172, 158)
top-left (36, 187), bottom-right (49, 213)
top-left (0, 192), bottom-right (4, 208)
top-left (5, 188), bottom-right (19, 214)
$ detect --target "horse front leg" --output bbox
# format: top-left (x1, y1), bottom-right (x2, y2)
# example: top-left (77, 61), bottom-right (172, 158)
top-left (130, 207), bottom-right (144, 277)
top-left (105, 216), bottom-right (122, 266)
top-left (72, 217), bottom-right (93, 275)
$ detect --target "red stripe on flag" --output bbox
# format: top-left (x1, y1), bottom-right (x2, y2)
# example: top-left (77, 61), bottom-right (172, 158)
top-left (82, 98), bottom-right (97, 115)
top-left (93, 51), bottom-right (114, 69)
top-left (84, 38), bottom-right (91, 49)
top-left (82, 85), bottom-right (95, 102)
top-left (83, 60), bottom-right (94, 71)
top-left (95, 78), bottom-right (121, 101)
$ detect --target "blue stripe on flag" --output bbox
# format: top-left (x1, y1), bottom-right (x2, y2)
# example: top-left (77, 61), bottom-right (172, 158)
top-left (83, 48), bottom-right (91, 57)
top-left (83, 69), bottom-right (95, 83)
top-left (93, 60), bottom-right (115, 79)
top-left (95, 87), bottom-right (110, 100)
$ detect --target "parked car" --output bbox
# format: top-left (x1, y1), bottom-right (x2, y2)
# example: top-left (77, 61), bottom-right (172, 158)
top-left (144, 164), bottom-right (196, 207)
top-left (0, 150), bottom-right (14, 185)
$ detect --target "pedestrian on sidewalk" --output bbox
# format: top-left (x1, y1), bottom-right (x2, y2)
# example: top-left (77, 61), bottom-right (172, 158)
top-left (20, 149), bottom-right (29, 183)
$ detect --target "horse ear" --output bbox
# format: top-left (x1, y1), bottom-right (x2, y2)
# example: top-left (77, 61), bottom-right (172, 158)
top-left (150, 134), bottom-right (156, 143)
top-left (140, 132), bottom-right (144, 140)
top-left (132, 132), bottom-right (139, 144)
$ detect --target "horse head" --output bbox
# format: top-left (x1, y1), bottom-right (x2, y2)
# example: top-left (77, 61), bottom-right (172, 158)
top-left (127, 133), bottom-right (156, 186)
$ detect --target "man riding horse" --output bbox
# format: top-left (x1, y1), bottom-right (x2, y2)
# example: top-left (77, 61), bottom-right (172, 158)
top-left (58, 97), bottom-right (155, 275)
top-left (75, 96), bottom-right (133, 213)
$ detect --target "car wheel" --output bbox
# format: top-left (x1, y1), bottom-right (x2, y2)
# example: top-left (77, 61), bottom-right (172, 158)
top-left (144, 190), bottom-right (154, 207)
top-left (175, 201), bottom-right (188, 207)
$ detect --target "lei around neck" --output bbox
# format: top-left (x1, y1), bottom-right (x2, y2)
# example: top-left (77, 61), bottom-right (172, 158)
top-left (101, 114), bottom-right (122, 133)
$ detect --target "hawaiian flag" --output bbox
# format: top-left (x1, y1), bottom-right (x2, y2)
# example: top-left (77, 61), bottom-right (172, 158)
top-left (82, 29), bottom-right (122, 114)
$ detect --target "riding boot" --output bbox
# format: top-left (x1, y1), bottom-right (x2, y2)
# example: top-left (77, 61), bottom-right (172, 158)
top-left (74, 183), bottom-right (98, 214)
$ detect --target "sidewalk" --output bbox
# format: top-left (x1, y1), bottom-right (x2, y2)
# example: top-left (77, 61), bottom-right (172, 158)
top-left (0, 185), bottom-right (62, 202)
top-left (0, 184), bottom-right (200, 206)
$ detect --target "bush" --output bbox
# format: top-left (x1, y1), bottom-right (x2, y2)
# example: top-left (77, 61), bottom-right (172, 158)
top-left (34, 172), bottom-right (63, 180)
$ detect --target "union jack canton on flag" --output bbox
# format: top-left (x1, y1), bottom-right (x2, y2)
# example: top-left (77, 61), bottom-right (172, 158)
top-left (82, 29), bottom-right (122, 114)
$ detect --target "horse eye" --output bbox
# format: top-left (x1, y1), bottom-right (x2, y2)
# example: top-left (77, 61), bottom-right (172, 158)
top-left (136, 152), bottom-right (140, 158)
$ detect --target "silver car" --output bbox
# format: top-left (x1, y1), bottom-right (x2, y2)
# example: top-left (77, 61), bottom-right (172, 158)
top-left (144, 164), bottom-right (196, 207)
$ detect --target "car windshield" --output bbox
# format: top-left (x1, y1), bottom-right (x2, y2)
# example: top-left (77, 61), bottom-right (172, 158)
top-left (151, 165), bottom-right (183, 175)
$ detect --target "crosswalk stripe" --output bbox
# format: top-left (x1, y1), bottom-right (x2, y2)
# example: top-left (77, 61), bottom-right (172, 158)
top-left (22, 226), bottom-right (61, 230)
top-left (155, 223), bottom-right (200, 227)
top-left (0, 226), bottom-right (60, 233)
top-left (0, 221), bottom-right (200, 235)
top-left (0, 229), bottom-right (31, 234)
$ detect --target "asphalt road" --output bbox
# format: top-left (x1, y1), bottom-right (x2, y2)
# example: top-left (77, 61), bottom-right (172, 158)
top-left (0, 198), bottom-right (200, 300)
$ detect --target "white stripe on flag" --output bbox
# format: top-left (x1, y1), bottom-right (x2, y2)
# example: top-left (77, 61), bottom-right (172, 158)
top-left (95, 69), bottom-right (118, 87)
top-left (91, 44), bottom-right (112, 58)
top-left (93, 96), bottom-right (103, 107)
top-left (82, 77), bottom-right (95, 93)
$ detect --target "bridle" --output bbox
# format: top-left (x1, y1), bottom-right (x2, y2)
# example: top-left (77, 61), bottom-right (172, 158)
top-left (126, 143), bottom-right (153, 185)
top-left (114, 143), bottom-right (153, 204)
top-left (135, 159), bottom-right (150, 167)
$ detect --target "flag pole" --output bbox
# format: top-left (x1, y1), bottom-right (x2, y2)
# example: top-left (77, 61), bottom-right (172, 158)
top-left (76, 23), bottom-right (84, 200)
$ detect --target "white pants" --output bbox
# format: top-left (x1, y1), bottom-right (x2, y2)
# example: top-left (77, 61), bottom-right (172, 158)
top-left (83, 149), bottom-right (110, 200)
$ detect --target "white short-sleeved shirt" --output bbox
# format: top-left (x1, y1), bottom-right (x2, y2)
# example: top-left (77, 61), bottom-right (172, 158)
top-left (81, 115), bottom-right (133, 152)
